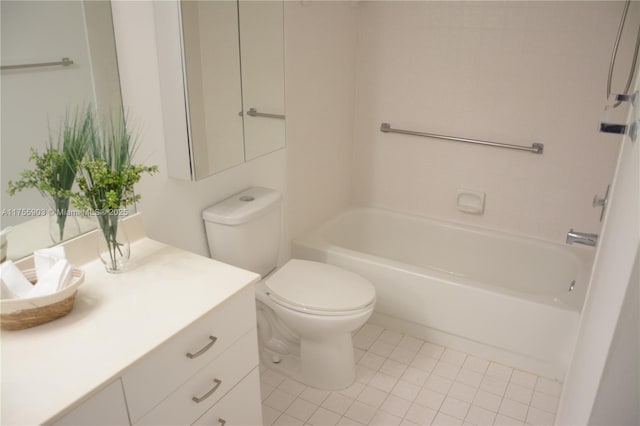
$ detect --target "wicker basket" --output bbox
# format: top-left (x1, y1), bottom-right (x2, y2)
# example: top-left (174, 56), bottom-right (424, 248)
top-left (0, 268), bottom-right (85, 330)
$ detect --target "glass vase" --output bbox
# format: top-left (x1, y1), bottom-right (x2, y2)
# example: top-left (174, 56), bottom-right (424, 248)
top-left (46, 195), bottom-right (80, 244)
top-left (96, 213), bottom-right (130, 273)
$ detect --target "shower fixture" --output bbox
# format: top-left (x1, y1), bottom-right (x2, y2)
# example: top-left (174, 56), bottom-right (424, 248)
top-left (566, 229), bottom-right (599, 247)
top-left (613, 91), bottom-right (638, 107)
top-left (599, 120), bottom-right (637, 141)
top-left (593, 184), bottom-right (611, 223)
top-left (606, 0), bottom-right (640, 104)
top-left (600, 0), bottom-right (640, 142)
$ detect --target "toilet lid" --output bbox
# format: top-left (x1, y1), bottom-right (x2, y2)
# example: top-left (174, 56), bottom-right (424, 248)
top-left (265, 259), bottom-right (376, 312)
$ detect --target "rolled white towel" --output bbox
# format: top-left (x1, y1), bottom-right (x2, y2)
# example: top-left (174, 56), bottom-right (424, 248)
top-left (34, 246), bottom-right (66, 280)
top-left (0, 260), bottom-right (34, 299)
top-left (29, 259), bottom-right (72, 298)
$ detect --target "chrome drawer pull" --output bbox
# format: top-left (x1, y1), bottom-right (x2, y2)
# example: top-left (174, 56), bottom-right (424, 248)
top-left (186, 336), bottom-right (217, 359)
top-left (218, 419), bottom-right (226, 426)
top-left (192, 378), bottom-right (222, 403)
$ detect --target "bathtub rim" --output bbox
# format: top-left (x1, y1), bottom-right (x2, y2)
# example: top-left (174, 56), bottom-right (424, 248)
top-left (294, 206), bottom-right (594, 313)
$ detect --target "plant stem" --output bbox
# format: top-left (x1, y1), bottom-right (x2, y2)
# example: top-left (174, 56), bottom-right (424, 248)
top-left (54, 196), bottom-right (70, 241)
top-left (97, 213), bottom-right (119, 271)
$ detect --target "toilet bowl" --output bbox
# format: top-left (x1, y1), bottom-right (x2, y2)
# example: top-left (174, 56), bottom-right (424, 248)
top-left (203, 187), bottom-right (376, 390)
top-left (256, 259), bottom-right (375, 389)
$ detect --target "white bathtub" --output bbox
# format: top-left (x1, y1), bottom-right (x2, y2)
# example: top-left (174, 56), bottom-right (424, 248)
top-left (293, 208), bottom-right (594, 379)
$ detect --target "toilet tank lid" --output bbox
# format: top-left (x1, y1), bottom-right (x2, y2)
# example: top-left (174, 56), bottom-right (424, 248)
top-left (202, 187), bottom-right (281, 225)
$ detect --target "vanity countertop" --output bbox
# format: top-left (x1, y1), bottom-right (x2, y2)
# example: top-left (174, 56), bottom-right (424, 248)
top-left (0, 236), bottom-right (260, 425)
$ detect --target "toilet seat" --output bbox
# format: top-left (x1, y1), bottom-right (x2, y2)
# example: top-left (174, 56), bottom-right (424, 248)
top-left (267, 294), bottom-right (374, 316)
top-left (265, 259), bottom-right (376, 315)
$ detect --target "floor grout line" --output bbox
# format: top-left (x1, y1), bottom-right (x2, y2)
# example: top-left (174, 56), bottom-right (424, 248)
top-left (261, 322), bottom-right (561, 426)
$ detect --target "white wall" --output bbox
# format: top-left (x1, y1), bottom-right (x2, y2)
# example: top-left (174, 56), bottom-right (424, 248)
top-left (351, 1), bottom-right (633, 244)
top-left (556, 53), bottom-right (640, 424)
top-left (588, 250), bottom-right (639, 425)
top-left (285, 1), bottom-right (358, 241)
top-left (111, 1), bottom-right (287, 259)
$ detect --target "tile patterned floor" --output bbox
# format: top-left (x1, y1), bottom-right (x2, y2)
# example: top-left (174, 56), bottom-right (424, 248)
top-left (260, 323), bottom-right (562, 426)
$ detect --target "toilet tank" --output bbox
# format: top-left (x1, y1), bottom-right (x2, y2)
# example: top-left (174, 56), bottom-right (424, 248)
top-left (203, 187), bottom-right (282, 277)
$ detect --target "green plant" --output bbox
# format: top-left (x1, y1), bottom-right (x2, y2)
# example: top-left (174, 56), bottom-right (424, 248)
top-left (73, 113), bottom-right (157, 271)
top-left (7, 107), bottom-right (94, 241)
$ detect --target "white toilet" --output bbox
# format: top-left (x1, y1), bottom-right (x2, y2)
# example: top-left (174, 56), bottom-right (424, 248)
top-left (203, 187), bottom-right (376, 390)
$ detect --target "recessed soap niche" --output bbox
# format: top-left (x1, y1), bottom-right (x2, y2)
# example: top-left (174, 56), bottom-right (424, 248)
top-left (457, 189), bottom-right (485, 215)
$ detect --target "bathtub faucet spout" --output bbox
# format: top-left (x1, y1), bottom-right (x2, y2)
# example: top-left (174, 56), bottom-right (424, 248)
top-left (566, 229), bottom-right (598, 246)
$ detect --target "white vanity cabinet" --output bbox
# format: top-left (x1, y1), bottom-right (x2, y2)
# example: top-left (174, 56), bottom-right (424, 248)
top-left (51, 288), bottom-right (261, 426)
top-left (1, 232), bottom-right (262, 426)
top-left (125, 286), bottom-right (260, 425)
top-left (194, 367), bottom-right (262, 426)
top-left (134, 330), bottom-right (259, 425)
top-left (52, 380), bottom-right (130, 426)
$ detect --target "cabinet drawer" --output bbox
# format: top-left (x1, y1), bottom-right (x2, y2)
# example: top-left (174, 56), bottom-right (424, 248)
top-left (123, 286), bottom-right (255, 423)
top-left (194, 367), bottom-right (262, 426)
top-left (136, 328), bottom-right (259, 426)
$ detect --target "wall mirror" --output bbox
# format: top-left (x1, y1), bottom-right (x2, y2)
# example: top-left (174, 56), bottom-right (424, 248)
top-left (0, 0), bottom-right (123, 261)
top-left (155, 0), bottom-right (285, 181)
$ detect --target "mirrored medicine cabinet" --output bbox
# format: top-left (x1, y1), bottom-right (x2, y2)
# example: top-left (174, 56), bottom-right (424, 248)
top-left (154, 0), bottom-right (285, 181)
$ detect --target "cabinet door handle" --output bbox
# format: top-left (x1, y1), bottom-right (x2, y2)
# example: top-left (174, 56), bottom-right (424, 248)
top-left (192, 378), bottom-right (222, 403)
top-left (186, 336), bottom-right (217, 359)
top-left (218, 419), bottom-right (226, 426)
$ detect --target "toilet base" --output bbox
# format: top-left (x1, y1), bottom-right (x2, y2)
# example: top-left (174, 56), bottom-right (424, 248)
top-left (258, 333), bottom-right (357, 390)
top-left (260, 346), bottom-right (302, 381)
top-left (300, 333), bottom-right (356, 390)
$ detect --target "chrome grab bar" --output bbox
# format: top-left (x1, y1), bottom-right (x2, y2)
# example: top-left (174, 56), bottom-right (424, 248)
top-left (1, 57), bottom-right (74, 71)
top-left (246, 108), bottom-right (285, 120)
top-left (380, 122), bottom-right (544, 154)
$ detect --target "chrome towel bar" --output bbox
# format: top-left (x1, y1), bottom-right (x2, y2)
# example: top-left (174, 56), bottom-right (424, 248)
top-left (380, 122), bottom-right (544, 154)
top-left (246, 108), bottom-right (285, 120)
top-left (1, 57), bottom-right (74, 71)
